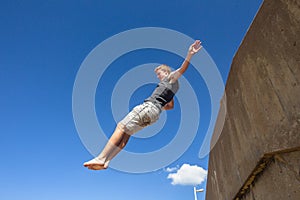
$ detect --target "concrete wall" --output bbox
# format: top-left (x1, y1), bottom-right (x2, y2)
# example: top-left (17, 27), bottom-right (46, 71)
top-left (205, 0), bottom-right (300, 199)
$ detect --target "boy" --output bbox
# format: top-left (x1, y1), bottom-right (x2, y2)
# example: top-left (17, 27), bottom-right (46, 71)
top-left (84, 40), bottom-right (202, 170)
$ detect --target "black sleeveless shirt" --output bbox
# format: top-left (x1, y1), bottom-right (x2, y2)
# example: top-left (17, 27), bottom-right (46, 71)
top-left (145, 77), bottom-right (179, 108)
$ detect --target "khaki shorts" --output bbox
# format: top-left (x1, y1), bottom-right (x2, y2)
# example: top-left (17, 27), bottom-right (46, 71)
top-left (118, 102), bottom-right (162, 135)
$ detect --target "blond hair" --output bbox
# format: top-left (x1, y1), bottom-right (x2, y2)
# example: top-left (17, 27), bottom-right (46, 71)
top-left (154, 64), bottom-right (171, 75)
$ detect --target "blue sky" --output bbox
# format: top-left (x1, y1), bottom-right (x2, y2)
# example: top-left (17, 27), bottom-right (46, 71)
top-left (0, 0), bottom-right (262, 199)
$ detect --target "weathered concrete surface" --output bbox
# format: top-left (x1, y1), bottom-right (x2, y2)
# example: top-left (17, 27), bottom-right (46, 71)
top-left (205, 0), bottom-right (300, 199)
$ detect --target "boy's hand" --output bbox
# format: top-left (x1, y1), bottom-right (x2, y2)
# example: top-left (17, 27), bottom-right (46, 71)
top-left (188, 40), bottom-right (202, 55)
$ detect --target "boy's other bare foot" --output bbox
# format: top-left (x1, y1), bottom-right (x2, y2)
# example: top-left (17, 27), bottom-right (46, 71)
top-left (87, 164), bottom-right (107, 170)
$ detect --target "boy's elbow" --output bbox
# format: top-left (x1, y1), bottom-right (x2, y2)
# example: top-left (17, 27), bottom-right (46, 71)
top-left (163, 99), bottom-right (174, 110)
top-left (165, 104), bottom-right (174, 110)
top-left (169, 104), bottom-right (174, 110)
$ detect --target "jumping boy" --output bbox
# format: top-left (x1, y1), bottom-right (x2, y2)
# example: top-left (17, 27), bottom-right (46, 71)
top-left (84, 40), bottom-right (202, 170)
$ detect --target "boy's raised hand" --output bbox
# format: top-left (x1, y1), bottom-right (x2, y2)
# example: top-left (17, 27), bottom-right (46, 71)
top-left (188, 40), bottom-right (202, 55)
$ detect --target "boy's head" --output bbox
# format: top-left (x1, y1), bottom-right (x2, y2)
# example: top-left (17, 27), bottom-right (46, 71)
top-left (155, 64), bottom-right (171, 81)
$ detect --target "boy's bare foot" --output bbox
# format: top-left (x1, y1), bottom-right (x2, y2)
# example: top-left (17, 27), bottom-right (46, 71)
top-left (85, 159), bottom-right (110, 171)
top-left (84, 158), bottom-right (105, 168)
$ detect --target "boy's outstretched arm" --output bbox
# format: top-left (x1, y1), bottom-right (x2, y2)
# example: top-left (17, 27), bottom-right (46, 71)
top-left (169, 40), bottom-right (202, 83)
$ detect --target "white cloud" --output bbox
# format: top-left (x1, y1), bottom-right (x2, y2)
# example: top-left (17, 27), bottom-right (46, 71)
top-left (167, 164), bottom-right (207, 186)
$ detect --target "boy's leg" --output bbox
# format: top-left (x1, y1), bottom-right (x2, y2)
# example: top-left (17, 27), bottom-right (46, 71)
top-left (102, 132), bottom-right (130, 169)
top-left (83, 126), bottom-right (128, 170)
top-left (83, 103), bottom-right (159, 170)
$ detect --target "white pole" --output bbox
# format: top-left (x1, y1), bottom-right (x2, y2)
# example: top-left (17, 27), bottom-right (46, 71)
top-left (194, 187), bottom-right (198, 200)
top-left (194, 187), bottom-right (204, 200)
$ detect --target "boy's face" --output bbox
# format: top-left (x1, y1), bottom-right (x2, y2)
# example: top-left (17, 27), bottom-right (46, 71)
top-left (156, 69), bottom-right (168, 81)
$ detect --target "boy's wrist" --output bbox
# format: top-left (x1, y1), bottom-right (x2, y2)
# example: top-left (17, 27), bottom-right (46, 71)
top-left (186, 53), bottom-right (193, 60)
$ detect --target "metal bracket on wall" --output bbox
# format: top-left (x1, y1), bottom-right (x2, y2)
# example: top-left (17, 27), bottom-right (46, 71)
top-left (233, 147), bottom-right (300, 200)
